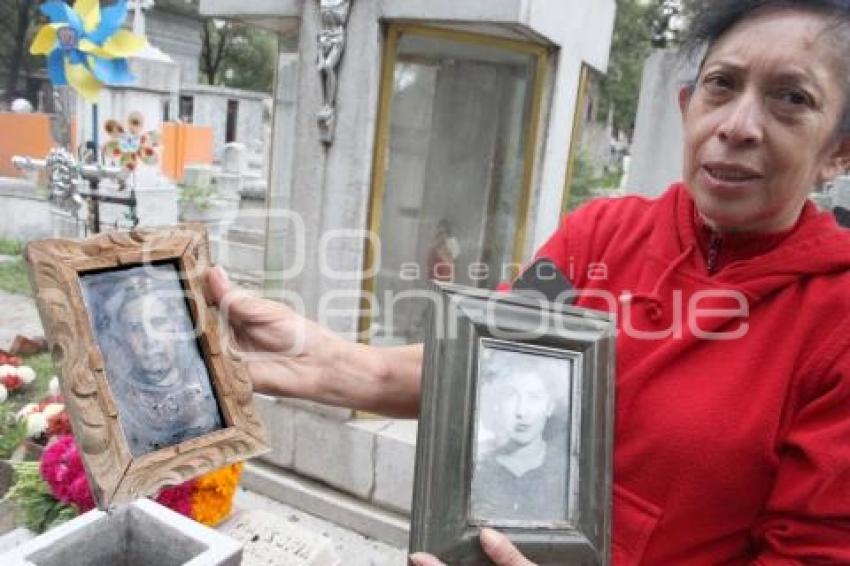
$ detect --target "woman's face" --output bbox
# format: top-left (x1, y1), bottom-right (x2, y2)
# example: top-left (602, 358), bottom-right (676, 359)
top-left (494, 373), bottom-right (553, 447)
top-left (679, 8), bottom-right (850, 233)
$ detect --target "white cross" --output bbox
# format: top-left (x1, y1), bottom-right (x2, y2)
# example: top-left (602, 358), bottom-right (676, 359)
top-left (128, 0), bottom-right (156, 37)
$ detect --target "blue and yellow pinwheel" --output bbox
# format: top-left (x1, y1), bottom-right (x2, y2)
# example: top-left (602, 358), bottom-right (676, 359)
top-left (30, 0), bottom-right (146, 102)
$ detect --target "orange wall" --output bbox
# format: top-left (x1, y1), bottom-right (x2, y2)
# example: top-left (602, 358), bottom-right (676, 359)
top-left (0, 115), bottom-right (212, 182)
top-left (0, 113), bottom-right (55, 178)
top-left (161, 122), bottom-right (214, 182)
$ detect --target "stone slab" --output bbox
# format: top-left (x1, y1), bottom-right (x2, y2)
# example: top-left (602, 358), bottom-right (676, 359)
top-left (0, 290), bottom-right (44, 352)
top-left (210, 236), bottom-right (266, 275)
top-left (373, 420), bottom-right (417, 514)
top-left (254, 393), bottom-right (296, 468)
top-left (241, 462), bottom-right (411, 550)
top-left (277, 397), bottom-right (354, 422)
top-left (0, 528), bottom-right (34, 555)
top-left (219, 509), bottom-right (340, 566)
top-left (0, 186), bottom-right (52, 242)
top-left (627, 49), bottom-right (696, 197)
top-left (293, 411), bottom-right (383, 499)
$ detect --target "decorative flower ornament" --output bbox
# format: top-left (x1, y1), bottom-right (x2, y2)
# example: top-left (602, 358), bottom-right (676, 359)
top-left (30, 0), bottom-right (146, 102)
top-left (102, 111), bottom-right (161, 171)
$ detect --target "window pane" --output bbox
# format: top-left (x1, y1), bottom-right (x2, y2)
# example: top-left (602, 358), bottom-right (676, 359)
top-left (371, 32), bottom-right (537, 345)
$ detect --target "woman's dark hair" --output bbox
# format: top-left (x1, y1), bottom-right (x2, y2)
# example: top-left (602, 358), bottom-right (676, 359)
top-left (682, 0), bottom-right (850, 133)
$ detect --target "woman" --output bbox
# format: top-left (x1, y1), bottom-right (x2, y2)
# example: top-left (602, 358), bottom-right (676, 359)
top-left (207, 1), bottom-right (850, 563)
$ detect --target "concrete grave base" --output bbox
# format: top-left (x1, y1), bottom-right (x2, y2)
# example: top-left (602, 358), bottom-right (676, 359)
top-left (219, 509), bottom-right (340, 566)
top-left (0, 498), bottom-right (243, 566)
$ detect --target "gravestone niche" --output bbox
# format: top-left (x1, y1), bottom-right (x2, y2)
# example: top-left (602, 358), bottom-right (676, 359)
top-left (1, 499), bottom-right (242, 566)
top-left (222, 143), bottom-right (248, 175)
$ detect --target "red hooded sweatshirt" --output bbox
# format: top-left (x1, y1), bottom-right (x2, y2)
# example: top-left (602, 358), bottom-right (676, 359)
top-left (534, 184), bottom-right (850, 564)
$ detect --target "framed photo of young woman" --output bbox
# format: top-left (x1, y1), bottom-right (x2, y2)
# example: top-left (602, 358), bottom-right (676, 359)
top-left (410, 282), bottom-right (615, 565)
top-left (24, 225), bottom-right (268, 508)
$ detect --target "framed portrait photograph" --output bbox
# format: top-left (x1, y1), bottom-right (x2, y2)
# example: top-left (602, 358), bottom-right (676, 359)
top-left (410, 282), bottom-right (615, 565)
top-left (24, 225), bottom-right (268, 508)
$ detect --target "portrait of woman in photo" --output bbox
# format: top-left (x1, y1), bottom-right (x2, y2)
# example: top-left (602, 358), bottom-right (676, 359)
top-left (470, 345), bottom-right (572, 524)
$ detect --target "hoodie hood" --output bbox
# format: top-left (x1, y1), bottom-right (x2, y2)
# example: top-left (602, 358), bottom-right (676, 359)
top-left (637, 183), bottom-right (850, 307)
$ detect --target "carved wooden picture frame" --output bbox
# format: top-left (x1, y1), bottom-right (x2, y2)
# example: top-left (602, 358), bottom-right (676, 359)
top-left (24, 224), bottom-right (268, 508)
top-left (410, 282), bottom-right (615, 565)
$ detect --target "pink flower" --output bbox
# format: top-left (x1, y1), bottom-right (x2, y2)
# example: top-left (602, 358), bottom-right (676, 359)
top-left (40, 435), bottom-right (95, 512)
top-left (40, 434), bottom-right (196, 516)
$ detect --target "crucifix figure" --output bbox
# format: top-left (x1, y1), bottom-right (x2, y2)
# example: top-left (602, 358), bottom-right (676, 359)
top-left (317, 0), bottom-right (353, 145)
top-left (129, 0), bottom-right (156, 38)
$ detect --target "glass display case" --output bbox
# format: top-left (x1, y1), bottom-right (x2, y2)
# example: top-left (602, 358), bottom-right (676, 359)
top-left (363, 24), bottom-right (550, 344)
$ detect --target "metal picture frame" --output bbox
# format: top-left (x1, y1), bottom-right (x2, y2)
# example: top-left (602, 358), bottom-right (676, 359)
top-left (24, 224), bottom-right (269, 508)
top-left (410, 282), bottom-right (615, 565)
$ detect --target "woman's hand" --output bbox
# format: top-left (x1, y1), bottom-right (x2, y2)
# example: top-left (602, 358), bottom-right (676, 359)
top-left (409, 529), bottom-right (535, 566)
top-left (206, 265), bottom-right (350, 400)
top-left (205, 266), bottom-right (423, 416)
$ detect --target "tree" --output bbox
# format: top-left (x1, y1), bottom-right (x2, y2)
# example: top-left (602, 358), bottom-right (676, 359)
top-left (200, 19), bottom-right (232, 86)
top-left (650, 0), bottom-right (689, 48)
top-left (0, 0), bottom-right (52, 104)
top-left (200, 19), bottom-right (276, 93)
top-left (597, 0), bottom-right (653, 139)
top-left (597, 0), bottom-right (694, 139)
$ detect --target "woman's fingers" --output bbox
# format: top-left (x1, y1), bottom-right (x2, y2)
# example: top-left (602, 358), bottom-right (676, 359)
top-left (206, 265), bottom-right (231, 306)
top-left (480, 529), bottom-right (536, 566)
top-left (408, 553), bottom-right (446, 566)
top-left (408, 531), bottom-right (534, 566)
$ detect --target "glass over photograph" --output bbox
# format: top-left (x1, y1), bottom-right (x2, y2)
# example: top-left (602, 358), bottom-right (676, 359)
top-left (80, 263), bottom-right (224, 457)
top-left (470, 340), bottom-right (573, 525)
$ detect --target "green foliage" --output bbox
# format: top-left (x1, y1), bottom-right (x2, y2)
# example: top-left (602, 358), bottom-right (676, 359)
top-left (598, 0), bottom-right (695, 138)
top-left (5, 461), bottom-right (76, 534)
top-left (0, 0), bottom-right (39, 102)
top-left (0, 405), bottom-right (27, 460)
top-left (598, 0), bottom-right (656, 138)
top-left (200, 19), bottom-right (278, 93)
top-left (0, 238), bottom-right (23, 256)
top-left (22, 352), bottom-right (56, 404)
top-left (0, 258), bottom-right (32, 297)
top-left (180, 184), bottom-right (218, 212)
top-left (219, 28), bottom-right (277, 93)
top-left (565, 149), bottom-right (622, 212)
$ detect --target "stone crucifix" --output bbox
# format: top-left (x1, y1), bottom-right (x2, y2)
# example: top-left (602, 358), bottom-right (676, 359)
top-left (316, 0), bottom-right (353, 145)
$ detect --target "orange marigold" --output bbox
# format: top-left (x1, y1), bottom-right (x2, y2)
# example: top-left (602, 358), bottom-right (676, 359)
top-left (190, 463), bottom-right (243, 527)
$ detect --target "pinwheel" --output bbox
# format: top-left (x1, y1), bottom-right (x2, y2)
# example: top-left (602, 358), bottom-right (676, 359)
top-left (29, 0), bottom-right (146, 102)
top-left (102, 111), bottom-right (160, 172)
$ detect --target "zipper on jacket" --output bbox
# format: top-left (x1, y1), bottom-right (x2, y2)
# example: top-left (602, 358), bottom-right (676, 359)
top-left (706, 232), bottom-right (722, 274)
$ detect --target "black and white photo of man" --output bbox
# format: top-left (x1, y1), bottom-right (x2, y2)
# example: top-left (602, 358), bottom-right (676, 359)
top-left (81, 263), bottom-right (223, 457)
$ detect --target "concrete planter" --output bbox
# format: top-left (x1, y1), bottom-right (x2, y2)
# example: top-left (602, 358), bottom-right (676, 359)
top-left (1, 498), bottom-right (242, 566)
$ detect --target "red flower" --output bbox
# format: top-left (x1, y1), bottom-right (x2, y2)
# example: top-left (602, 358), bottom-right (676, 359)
top-left (156, 480), bottom-right (195, 517)
top-left (1, 373), bottom-right (22, 391)
top-left (47, 412), bottom-right (72, 437)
